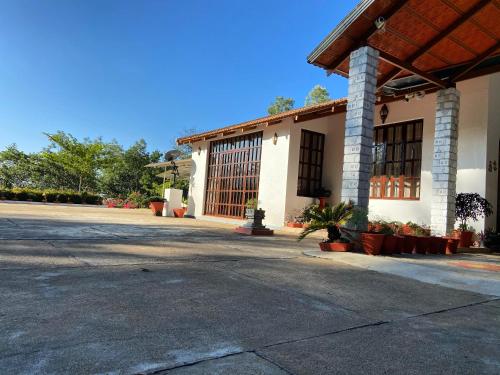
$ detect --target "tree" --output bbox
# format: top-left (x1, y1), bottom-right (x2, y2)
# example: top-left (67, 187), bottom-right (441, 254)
top-left (43, 131), bottom-right (116, 193)
top-left (267, 96), bottom-right (295, 115)
top-left (100, 140), bottom-right (161, 197)
top-left (0, 144), bottom-right (34, 188)
top-left (305, 85), bottom-right (331, 106)
top-left (171, 128), bottom-right (198, 160)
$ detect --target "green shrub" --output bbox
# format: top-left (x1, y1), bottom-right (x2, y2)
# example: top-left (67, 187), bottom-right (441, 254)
top-left (15, 190), bottom-right (29, 201)
top-left (0, 189), bottom-right (14, 200)
top-left (66, 192), bottom-right (82, 204)
top-left (56, 193), bottom-right (68, 203)
top-left (27, 190), bottom-right (44, 202)
top-left (43, 191), bottom-right (56, 202)
top-left (81, 192), bottom-right (101, 205)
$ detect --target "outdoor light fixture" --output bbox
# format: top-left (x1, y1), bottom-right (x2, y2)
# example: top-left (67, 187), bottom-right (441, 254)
top-left (415, 91), bottom-right (426, 100)
top-left (380, 104), bottom-right (389, 124)
top-left (272, 132), bottom-right (278, 145)
top-left (404, 93), bottom-right (415, 102)
top-left (374, 16), bottom-right (386, 32)
top-left (197, 146), bottom-right (201, 155)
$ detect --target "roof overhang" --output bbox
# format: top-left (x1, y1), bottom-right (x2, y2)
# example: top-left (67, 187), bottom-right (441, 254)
top-left (177, 99), bottom-right (347, 145)
top-left (308, 0), bottom-right (500, 95)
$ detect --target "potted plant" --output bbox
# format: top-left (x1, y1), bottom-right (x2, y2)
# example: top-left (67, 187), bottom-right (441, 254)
top-left (287, 204), bottom-right (320, 228)
top-left (362, 222), bottom-right (390, 256)
top-left (483, 229), bottom-right (500, 251)
top-left (413, 224), bottom-right (431, 254)
top-left (388, 221), bottom-right (404, 254)
top-left (286, 214), bottom-right (305, 228)
top-left (173, 207), bottom-right (186, 218)
top-left (147, 196), bottom-right (164, 216)
top-left (298, 201), bottom-right (355, 252)
top-left (314, 187), bottom-right (331, 210)
top-left (455, 193), bottom-right (493, 247)
top-left (374, 221), bottom-right (398, 255)
top-left (286, 210), bottom-right (305, 228)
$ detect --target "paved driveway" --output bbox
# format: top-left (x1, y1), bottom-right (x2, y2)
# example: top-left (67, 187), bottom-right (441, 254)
top-left (1, 203), bottom-right (499, 374)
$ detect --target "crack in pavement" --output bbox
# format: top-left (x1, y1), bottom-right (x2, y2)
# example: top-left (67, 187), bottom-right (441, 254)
top-left (2, 253), bottom-right (498, 374)
top-left (144, 298), bottom-right (499, 375)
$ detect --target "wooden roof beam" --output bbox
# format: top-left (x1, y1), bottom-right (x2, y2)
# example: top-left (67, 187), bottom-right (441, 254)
top-left (450, 41), bottom-right (500, 82)
top-left (325, 0), bottom-right (410, 72)
top-left (377, 0), bottom-right (492, 89)
top-left (377, 50), bottom-right (449, 88)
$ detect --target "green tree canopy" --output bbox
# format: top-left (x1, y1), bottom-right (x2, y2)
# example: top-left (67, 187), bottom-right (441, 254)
top-left (171, 128), bottom-right (198, 160)
top-left (304, 85), bottom-right (331, 106)
top-left (0, 144), bottom-right (34, 188)
top-left (267, 96), bottom-right (295, 115)
top-left (100, 140), bottom-right (161, 197)
top-left (43, 132), bottom-right (119, 193)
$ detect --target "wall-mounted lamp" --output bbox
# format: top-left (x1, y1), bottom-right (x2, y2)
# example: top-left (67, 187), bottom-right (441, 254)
top-left (380, 104), bottom-right (389, 124)
top-left (197, 146), bottom-right (201, 155)
top-left (415, 91), bottom-right (426, 100)
top-left (272, 132), bottom-right (278, 145)
top-left (374, 16), bottom-right (386, 32)
top-left (489, 160), bottom-right (497, 172)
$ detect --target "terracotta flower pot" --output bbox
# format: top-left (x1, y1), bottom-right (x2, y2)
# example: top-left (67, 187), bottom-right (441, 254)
top-left (287, 222), bottom-right (304, 228)
top-left (395, 235), bottom-right (405, 254)
top-left (149, 201), bottom-right (163, 216)
top-left (444, 237), bottom-right (460, 255)
top-left (319, 242), bottom-right (353, 252)
top-left (428, 236), bottom-right (440, 254)
top-left (415, 236), bottom-right (430, 254)
top-left (361, 233), bottom-right (385, 255)
top-left (382, 235), bottom-right (399, 255)
top-left (459, 230), bottom-right (474, 248)
top-left (173, 208), bottom-right (185, 218)
top-left (318, 197), bottom-right (328, 210)
top-left (402, 235), bottom-right (416, 254)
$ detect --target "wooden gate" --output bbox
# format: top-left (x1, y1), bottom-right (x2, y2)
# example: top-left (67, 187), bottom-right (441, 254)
top-left (204, 132), bottom-right (262, 219)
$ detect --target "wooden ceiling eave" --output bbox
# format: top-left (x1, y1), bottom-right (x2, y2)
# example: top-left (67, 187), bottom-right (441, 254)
top-left (450, 41), bottom-right (500, 82)
top-left (377, 50), bottom-right (450, 89)
top-left (377, 0), bottom-right (494, 89)
top-left (324, 0), bottom-right (410, 72)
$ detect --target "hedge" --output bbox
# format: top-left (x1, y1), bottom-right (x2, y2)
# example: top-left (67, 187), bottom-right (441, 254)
top-left (0, 188), bottom-right (102, 205)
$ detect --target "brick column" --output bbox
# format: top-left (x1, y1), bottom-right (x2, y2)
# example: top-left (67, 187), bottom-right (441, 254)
top-left (341, 46), bottom-right (379, 224)
top-left (431, 87), bottom-right (460, 236)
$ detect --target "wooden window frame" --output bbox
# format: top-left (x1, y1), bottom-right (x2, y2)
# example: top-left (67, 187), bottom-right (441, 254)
top-left (204, 132), bottom-right (262, 219)
top-left (297, 129), bottom-right (325, 198)
top-left (370, 119), bottom-right (423, 200)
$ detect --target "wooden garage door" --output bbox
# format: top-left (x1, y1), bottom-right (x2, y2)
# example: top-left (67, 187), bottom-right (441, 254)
top-left (205, 132), bottom-right (262, 219)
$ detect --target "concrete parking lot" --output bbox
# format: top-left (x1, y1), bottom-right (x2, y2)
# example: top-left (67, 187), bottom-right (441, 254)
top-left (1, 202), bottom-right (499, 374)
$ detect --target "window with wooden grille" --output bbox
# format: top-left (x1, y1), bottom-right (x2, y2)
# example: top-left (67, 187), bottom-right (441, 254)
top-left (297, 129), bottom-right (325, 197)
top-left (204, 132), bottom-right (262, 219)
top-left (370, 120), bottom-right (423, 200)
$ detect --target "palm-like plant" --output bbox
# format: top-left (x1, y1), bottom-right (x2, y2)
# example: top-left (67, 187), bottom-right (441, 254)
top-left (298, 201), bottom-right (355, 242)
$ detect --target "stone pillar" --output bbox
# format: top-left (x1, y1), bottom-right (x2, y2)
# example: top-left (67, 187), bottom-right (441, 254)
top-left (341, 46), bottom-right (379, 222)
top-left (431, 87), bottom-right (460, 236)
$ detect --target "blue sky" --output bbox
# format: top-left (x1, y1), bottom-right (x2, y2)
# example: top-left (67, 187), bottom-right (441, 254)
top-left (0, 0), bottom-right (358, 153)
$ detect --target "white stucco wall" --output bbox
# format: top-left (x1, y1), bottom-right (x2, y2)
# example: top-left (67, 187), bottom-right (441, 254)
top-left (284, 114), bottom-right (345, 222)
top-left (187, 74), bottom-right (498, 231)
top-left (187, 140), bottom-right (209, 218)
top-left (367, 94), bottom-right (436, 225)
top-left (368, 75), bottom-right (495, 232)
top-left (258, 120), bottom-right (292, 228)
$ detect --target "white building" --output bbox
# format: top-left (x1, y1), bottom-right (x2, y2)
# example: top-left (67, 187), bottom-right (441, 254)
top-left (178, 0), bottom-right (500, 234)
